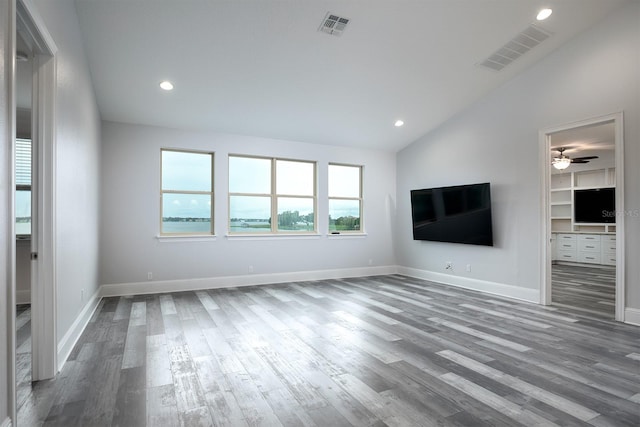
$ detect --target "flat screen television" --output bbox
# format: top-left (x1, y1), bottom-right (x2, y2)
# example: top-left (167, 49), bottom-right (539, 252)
top-left (574, 188), bottom-right (615, 223)
top-left (410, 182), bottom-right (494, 246)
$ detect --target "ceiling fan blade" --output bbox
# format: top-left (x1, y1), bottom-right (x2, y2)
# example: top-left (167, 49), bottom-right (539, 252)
top-left (571, 159), bottom-right (590, 164)
top-left (572, 156), bottom-right (599, 161)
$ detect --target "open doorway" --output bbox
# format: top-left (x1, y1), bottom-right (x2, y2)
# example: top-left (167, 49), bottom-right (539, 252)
top-left (13, 1), bottom-right (58, 423)
top-left (14, 25), bottom-right (34, 416)
top-left (540, 113), bottom-right (625, 321)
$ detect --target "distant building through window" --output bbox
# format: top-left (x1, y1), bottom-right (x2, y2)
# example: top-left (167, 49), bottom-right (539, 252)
top-left (229, 155), bottom-right (316, 234)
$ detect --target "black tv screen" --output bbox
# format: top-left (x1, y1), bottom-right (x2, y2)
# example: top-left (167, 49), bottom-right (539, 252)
top-left (410, 183), bottom-right (494, 246)
top-left (574, 188), bottom-right (615, 223)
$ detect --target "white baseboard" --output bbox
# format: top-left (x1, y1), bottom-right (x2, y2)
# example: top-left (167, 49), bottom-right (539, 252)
top-left (624, 307), bottom-right (640, 326)
top-left (1, 417), bottom-right (12, 427)
top-left (57, 288), bottom-right (102, 372)
top-left (100, 265), bottom-right (398, 297)
top-left (396, 266), bottom-right (540, 303)
top-left (16, 289), bottom-right (31, 305)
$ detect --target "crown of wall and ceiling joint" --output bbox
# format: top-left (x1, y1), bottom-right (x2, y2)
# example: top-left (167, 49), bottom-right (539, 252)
top-left (478, 24), bottom-right (553, 71)
top-left (318, 12), bottom-right (350, 36)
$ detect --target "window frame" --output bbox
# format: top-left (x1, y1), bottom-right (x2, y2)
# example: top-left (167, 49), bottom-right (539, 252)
top-left (228, 154), bottom-right (317, 235)
top-left (328, 162), bottom-right (364, 234)
top-left (160, 148), bottom-right (214, 236)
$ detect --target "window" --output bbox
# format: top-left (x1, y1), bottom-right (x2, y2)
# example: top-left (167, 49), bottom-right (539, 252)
top-left (16, 138), bottom-right (31, 237)
top-left (328, 163), bottom-right (362, 232)
top-left (229, 155), bottom-right (316, 234)
top-left (161, 149), bottom-right (213, 235)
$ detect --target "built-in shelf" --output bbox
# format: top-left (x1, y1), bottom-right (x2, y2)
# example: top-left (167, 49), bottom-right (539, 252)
top-left (550, 167), bottom-right (616, 234)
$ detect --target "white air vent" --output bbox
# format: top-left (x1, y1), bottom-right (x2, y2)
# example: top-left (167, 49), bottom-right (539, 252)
top-left (319, 12), bottom-right (350, 36)
top-left (478, 24), bottom-right (553, 71)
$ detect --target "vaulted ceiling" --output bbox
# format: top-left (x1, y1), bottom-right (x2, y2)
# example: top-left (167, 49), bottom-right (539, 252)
top-left (73, 0), bottom-right (628, 152)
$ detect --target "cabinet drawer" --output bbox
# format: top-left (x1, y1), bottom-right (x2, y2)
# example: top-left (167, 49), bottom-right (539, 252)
top-left (578, 240), bottom-right (600, 252)
top-left (578, 234), bottom-right (600, 243)
top-left (557, 234), bottom-right (577, 242)
top-left (602, 235), bottom-right (616, 244)
top-left (578, 252), bottom-right (601, 264)
top-left (556, 250), bottom-right (577, 261)
top-left (558, 241), bottom-right (577, 250)
top-left (602, 243), bottom-right (616, 253)
top-left (602, 255), bottom-right (616, 265)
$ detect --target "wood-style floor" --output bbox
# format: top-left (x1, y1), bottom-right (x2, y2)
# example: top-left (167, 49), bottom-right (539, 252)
top-left (17, 274), bottom-right (640, 427)
top-left (552, 264), bottom-right (616, 319)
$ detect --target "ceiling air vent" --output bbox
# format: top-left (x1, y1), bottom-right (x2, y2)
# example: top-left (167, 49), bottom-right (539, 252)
top-left (478, 24), bottom-right (553, 71)
top-left (319, 12), bottom-right (350, 36)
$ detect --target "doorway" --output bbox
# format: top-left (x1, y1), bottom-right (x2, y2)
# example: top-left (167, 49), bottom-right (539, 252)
top-left (14, 0), bottom-right (58, 414)
top-left (540, 113), bottom-right (625, 321)
top-left (14, 24), bottom-right (34, 417)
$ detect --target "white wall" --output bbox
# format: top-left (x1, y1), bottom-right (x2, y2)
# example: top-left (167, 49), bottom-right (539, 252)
top-left (100, 122), bottom-right (396, 289)
top-left (1, 0), bottom-right (15, 422)
top-left (396, 2), bottom-right (639, 309)
top-left (33, 0), bottom-right (102, 346)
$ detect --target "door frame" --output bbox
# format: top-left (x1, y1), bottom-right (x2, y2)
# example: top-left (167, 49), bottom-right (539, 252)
top-left (16, 0), bottom-right (57, 381)
top-left (539, 112), bottom-right (625, 321)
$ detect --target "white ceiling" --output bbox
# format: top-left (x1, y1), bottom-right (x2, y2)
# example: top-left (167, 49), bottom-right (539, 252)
top-left (73, 0), bottom-right (628, 152)
top-left (550, 121), bottom-right (615, 167)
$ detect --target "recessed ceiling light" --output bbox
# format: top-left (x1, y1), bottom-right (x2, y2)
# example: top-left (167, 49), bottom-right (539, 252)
top-left (159, 80), bottom-right (174, 91)
top-left (394, 120), bottom-right (404, 127)
top-left (537, 8), bottom-right (552, 21)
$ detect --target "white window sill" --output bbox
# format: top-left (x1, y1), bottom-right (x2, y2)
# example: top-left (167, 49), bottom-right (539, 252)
top-left (156, 234), bottom-right (217, 242)
top-left (327, 232), bottom-right (368, 239)
top-left (226, 233), bottom-right (322, 241)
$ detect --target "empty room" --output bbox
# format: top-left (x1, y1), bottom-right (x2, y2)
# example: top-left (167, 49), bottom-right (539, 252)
top-left (1, 0), bottom-right (639, 426)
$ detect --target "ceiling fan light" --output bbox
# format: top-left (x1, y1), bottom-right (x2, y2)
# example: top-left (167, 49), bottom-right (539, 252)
top-left (537, 8), bottom-right (553, 21)
top-left (159, 80), bottom-right (174, 91)
top-left (552, 157), bottom-right (571, 170)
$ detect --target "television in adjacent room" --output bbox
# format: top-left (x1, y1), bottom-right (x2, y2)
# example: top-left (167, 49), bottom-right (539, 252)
top-left (410, 182), bottom-right (494, 246)
top-left (574, 187), bottom-right (615, 223)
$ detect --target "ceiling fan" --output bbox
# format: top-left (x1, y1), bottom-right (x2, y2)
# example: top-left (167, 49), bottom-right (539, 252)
top-left (552, 147), bottom-right (598, 170)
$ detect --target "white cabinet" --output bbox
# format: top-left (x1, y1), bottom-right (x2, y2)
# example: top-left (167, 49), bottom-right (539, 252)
top-left (578, 233), bottom-right (601, 264)
top-left (552, 233), bottom-right (615, 266)
top-left (601, 235), bottom-right (616, 266)
top-left (556, 234), bottom-right (577, 262)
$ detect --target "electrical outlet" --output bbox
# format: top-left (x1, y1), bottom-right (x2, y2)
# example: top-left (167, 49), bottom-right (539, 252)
top-left (466, 264), bottom-right (471, 272)
top-left (147, 272), bottom-right (153, 280)
top-left (368, 259), bottom-right (373, 266)
top-left (81, 288), bottom-right (85, 301)
top-left (248, 265), bottom-right (254, 273)
top-left (446, 261), bottom-right (453, 270)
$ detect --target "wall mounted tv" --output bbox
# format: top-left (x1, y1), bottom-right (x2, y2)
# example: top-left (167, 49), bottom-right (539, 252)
top-left (410, 182), bottom-right (494, 246)
top-left (574, 187), bottom-right (615, 223)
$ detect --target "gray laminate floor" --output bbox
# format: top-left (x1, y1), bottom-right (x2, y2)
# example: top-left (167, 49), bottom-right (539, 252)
top-left (17, 275), bottom-right (640, 426)
top-left (552, 264), bottom-right (616, 319)
top-left (16, 303), bottom-right (32, 418)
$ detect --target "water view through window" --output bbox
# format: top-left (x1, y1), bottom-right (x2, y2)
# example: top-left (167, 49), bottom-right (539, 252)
top-left (229, 156), bottom-right (316, 233)
top-left (161, 149), bottom-right (213, 234)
